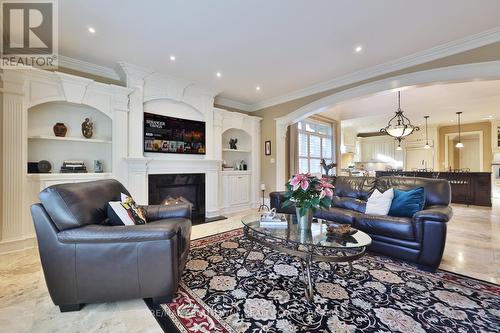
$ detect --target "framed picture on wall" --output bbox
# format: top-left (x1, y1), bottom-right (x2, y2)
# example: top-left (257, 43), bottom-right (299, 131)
top-left (265, 140), bottom-right (272, 155)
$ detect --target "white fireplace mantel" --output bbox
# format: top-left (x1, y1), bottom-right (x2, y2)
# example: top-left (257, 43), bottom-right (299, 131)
top-left (119, 64), bottom-right (224, 217)
top-left (125, 157), bottom-right (222, 217)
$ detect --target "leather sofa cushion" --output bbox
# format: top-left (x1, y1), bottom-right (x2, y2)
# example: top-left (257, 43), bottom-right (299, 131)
top-left (376, 176), bottom-right (450, 208)
top-left (354, 214), bottom-right (415, 241)
top-left (334, 177), bottom-right (375, 201)
top-left (40, 179), bottom-right (130, 231)
top-left (316, 207), bottom-right (360, 225)
top-left (332, 176), bottom-right (451, 208)
top-left (332, 196), bottom-right (366, 213)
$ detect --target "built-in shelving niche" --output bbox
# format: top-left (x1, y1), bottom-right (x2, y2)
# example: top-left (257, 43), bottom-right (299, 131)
top-left (221, 128), bottom-right (252, 171)
top-left (27, 101), bottom-right (112, 175)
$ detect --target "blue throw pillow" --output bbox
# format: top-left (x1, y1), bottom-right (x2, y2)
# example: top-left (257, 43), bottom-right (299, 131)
top-left (389, 187), bottom-right (425, 218)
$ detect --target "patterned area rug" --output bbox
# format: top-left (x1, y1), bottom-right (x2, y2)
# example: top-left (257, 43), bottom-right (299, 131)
top-left (146, 229), bottom-right (500, 333)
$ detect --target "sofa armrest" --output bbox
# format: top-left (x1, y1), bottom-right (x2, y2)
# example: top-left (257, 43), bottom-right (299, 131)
top-left (270, 191), bottom-right (296, 214)
top-left (413, 205), bottom-right (453, 223)
top-left (57, 223), bottom-right (180, 244)
top-left (142, 203), bottom-right (192, 221)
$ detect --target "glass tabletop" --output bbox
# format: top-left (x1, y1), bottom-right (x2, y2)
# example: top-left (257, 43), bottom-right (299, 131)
top-left (241, 213), bottom-right (372, 249)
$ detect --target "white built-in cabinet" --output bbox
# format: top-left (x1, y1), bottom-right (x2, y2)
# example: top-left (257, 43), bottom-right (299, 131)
top-left (359, 136), bottom-right (399, 162)
top-left (214, 108), bottom-right (261, 214)
top-left (222, 171), bottom-right (251, 211)
top-left (0, 68), bottom-right (131, 251)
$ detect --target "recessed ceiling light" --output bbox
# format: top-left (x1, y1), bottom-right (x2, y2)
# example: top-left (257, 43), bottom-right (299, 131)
top-left (170, 55), bottom-right (176, 61)
top-left (355, 45), bottom-right (363, 53)
top-left (216, 72), bottom-right (221, 78)
top-left (256, 86), bottom-right (261, 91)
top-left (88, 27), bottom-right (96, 34)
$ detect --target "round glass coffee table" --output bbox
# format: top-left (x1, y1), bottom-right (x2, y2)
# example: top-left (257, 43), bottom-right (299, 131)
top-left (241, 213), bottom-right (372, 302)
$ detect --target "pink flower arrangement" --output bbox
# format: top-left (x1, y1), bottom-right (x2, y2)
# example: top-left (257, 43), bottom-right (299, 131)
top-left (282, 173), bottom-right (334, 216)
top-left (289, 173), bottom-right (311, 191)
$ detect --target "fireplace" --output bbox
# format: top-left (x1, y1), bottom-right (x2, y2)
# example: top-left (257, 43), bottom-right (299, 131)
top-left (148, 174), bottom-right (205, 222)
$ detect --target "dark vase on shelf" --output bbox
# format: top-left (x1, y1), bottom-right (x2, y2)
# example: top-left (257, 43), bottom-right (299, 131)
top-left (53, 123), bottom-right (67, 137)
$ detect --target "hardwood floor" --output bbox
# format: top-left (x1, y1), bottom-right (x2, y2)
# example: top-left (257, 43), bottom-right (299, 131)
top-left (0, 205), bottom-right (497, 332)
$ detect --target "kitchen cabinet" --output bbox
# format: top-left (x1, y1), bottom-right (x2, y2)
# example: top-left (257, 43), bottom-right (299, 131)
top-left (376, 171), bottom-right (492, 207)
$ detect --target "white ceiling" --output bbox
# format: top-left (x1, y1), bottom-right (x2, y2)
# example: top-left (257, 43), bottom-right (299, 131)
top-left (322, 80), bottom-right (500, 132)
top-left (58, 1), bottom-right (500, 107)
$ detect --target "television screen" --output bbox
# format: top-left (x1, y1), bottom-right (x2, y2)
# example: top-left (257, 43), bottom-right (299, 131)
top-left (144, 113), bottom-right (206, 154)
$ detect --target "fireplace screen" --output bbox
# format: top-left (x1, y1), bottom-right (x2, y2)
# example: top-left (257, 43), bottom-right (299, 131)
top-left (148, 174), bottom-right (205, 222)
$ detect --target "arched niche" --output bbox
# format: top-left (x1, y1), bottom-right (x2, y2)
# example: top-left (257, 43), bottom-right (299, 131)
top-left (27, 101), bottom-right (113, 173)
top-left (144, 98), bottom-right (205, 122)
top-left (222, 128), bottom-right (252, 170)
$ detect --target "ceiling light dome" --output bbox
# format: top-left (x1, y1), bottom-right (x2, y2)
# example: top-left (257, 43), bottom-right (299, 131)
top-left (380, 91), bottom-right (419, 139)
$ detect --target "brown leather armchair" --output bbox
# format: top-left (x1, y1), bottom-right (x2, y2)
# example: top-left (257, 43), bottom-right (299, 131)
top-left (31, 179), bottom-right (191, 312)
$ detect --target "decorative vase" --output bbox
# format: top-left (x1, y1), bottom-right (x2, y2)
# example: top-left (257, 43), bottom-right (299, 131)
top-left (53, 123), bottom-right (67, 137)
top-left (295, 207), bottom-right (313, 230)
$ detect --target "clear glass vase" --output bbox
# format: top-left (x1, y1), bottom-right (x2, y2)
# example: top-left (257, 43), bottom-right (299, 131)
top-left (295, 207), bottom-right (313, 230)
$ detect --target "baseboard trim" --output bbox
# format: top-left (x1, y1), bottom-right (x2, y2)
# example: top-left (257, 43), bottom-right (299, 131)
top-left (222, 203), bottom-right (253, 215)
top-left (0, 236), bottom-right (37, 254)
top-left (205, 209), bottom-right (223, 219)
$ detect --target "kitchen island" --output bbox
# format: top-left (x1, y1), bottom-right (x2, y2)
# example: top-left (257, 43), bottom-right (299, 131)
top-left (375, 171), bottom-right (492, 207)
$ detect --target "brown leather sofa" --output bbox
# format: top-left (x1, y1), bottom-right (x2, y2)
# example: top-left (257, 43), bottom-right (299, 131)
top-left (270, 176), bottom-right (453, 271)
top-left (31, 179), bottom-right (191, 312)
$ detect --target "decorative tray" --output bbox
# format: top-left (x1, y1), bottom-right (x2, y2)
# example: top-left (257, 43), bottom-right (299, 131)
top-left (326, 223), bottom-right (358, 237)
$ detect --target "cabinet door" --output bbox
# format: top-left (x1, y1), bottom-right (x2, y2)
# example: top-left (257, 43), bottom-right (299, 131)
top-left (238, 175), bottom-right (250, 204)
top-left (225, 174), bottom-right (251, 206)
top-left (405, 148), bottom-right (434, 170)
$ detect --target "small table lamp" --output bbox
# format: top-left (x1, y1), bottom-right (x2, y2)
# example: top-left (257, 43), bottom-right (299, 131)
top-left (258, 183), bottom-right (269, 211)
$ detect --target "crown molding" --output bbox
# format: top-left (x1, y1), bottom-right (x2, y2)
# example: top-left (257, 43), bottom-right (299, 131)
top-left (214, 96), bottom-right (253, 112)
top-left (58, 55), bottom-right (122, 81)
top-left (58, 27), bottom-right (500, 113)
top-left (244, 26), bottom-right (500, 112)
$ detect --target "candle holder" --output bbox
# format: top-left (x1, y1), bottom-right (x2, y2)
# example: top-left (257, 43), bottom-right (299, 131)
top-left (258, 189), bottom-right (270, 212)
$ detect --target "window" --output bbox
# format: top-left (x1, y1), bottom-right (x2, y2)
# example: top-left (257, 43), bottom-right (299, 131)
top-left (297, 119), bottom-right (335, 174)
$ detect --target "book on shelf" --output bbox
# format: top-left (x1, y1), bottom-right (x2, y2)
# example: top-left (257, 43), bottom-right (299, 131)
top-left (60, 161), bottom-right (87, 173)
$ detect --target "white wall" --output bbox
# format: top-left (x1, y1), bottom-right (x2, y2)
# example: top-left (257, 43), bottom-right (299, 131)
top-left (459, 136), bottom-right (481, 171)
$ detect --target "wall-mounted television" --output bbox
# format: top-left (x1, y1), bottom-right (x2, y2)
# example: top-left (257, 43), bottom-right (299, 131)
top-left (144, 113), bottom-right (206, 155)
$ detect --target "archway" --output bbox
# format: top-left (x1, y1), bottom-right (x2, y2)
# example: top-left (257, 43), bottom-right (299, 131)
top-left (274, 61), bottom-right (500, 190)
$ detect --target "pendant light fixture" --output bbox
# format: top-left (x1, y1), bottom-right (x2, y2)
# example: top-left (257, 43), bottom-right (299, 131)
top-left (424, 116), bottom-right (430, 149)
top-left (455, 112), bottom-right (464, 148)
top-left (395, 137), bottom-right (403, 151)
top-left (380, 91), bottom-right (419, 139)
